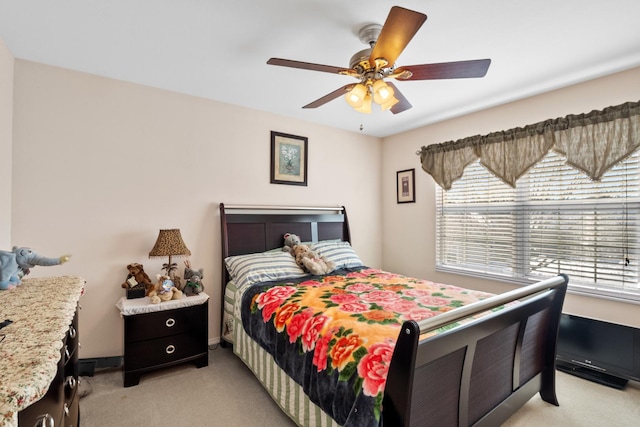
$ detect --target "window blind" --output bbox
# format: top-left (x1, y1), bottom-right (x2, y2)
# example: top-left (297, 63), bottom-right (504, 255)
top-left (436, 150), bottom-right (640, 302)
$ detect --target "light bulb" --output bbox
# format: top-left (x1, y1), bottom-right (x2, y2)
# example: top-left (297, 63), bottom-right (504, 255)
top-left (373, 80), bottom-right (394, 104)
top-left (380, 95), bottom-right (399, 111)
top-left (354, 93), bottom-right (372, 113)
top-left (345, 84), bottom-right (368, 108)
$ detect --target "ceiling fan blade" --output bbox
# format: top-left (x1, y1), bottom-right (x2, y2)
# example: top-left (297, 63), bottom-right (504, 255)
top-left (267, 58), bottom-right (348, 74)
top-left (303, 84), bottom-right (356, 109)
top-left (369, 6), bottom-right (427, 68)
top-left (386, 82), bottom-right (412, 114)
top-left (395, 59), bottom-right (491, 80)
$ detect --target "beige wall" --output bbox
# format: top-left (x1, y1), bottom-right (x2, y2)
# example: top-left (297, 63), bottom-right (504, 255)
top-left (11, 60), bottom-right (382, 358)
top-left (382, 66), bottom-right (640, 328)
top-left (0, 38), bottom-right (13, 248)
top-left (10, 54), bottom-right (640, 358)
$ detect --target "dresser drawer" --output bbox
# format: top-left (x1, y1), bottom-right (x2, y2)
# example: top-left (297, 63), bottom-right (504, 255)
top-left (124, 331), bottom-right (207, 371)
top-left (124, 303), bottom-right (206, 342)
top-left (19, 307), bottom-right (79, 427)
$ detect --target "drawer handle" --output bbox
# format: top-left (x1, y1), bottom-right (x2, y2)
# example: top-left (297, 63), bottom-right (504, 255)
top-left (165, 318), bottom-right (176, 327)
top-left (65, 376), bottom-right (77, 390)
top-left (35, 413), bottom-right (54, 427)
top-left (68, 325), bottom-right (77, 339)
top-left (166, 344), bottom-right (176, 354)
top-left (64, 345), bottom-right (70, 360)
top-left (64, 403), bottom-right (70, 417)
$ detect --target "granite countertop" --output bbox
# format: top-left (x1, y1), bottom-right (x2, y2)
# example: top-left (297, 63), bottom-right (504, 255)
top-left (0, 275), bottom-right (85, 427)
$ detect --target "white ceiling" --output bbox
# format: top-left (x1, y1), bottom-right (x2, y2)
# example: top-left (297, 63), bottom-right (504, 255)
top-left (1, 0), bottom-right (639, 137)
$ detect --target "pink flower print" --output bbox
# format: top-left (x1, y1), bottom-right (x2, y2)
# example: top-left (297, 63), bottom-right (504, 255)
top-left (382, 299), bottom-right (419, 313)
top-left (330, 293), bottom-right (360, 304)
top-left (419, 296), bottom-right (450, 307)
top-left (374, 272), bottom-right (401, 280)
top-left (299, 280), bottom-right (323, 287)
top-left (405, 308), bottom-right (437, 322)
top-left (357, 341), bottom-right (395, 397)
top-left (301, 314), bottom-right (329, 353)
top-left (313, 332), bottom-right (332, 372)
top-left (256, 286), bottom-right (296, 309)
top-left (404, 289), bottom-right (434, 298)
top-left (287, 309), bottom-right (313, 343)
top-left (256, 285), bottom-right (297, 322)
top-left (346, 271), bottom-right (369, 279)
top-left (340, 302), bottom-right (370, 313)
top-left (346, 282), bottom-right (376, 293)
top-left (361, 290), bottom-right (401, 304)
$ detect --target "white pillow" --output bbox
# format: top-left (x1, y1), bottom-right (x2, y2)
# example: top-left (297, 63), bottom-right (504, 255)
top-left (311, 241), bottom-right (364, 269)
top-left (224, 251), bottom-right (308, 289)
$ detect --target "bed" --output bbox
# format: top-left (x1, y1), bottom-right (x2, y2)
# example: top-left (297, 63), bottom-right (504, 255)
top-left (218, 203), bottom-right (568, 427)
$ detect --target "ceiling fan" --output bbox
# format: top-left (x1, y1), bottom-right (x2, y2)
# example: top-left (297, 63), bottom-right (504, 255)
top-left (267, 6), bottom-right (491, 114)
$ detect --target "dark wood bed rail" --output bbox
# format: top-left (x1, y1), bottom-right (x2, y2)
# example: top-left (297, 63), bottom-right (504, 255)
top-left (383, 274), bottom-right (569, 427)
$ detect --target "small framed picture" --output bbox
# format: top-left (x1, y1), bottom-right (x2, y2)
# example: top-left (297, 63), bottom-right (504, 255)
top-left (271, 131), bottom-right (308, 186)
top-left (397, 169), bottom-right (416, 204)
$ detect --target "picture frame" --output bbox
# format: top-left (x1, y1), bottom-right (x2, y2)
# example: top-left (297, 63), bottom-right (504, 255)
top-left (397, 168), bottom-right (416, 203)
top-left (270, 131), bottom-right (308, 186)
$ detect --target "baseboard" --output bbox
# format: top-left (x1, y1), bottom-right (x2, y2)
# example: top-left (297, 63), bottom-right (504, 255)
top-left (81, 339), bottom-right (221, 376)
top-left (79, 356), bottom-right (123, 376)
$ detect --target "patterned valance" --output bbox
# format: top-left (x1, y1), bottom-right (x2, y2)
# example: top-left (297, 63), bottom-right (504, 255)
top-left (418, 100), bottom-right (640, 190)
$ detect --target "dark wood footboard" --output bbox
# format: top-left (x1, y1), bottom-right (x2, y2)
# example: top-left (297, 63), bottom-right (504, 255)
top-left (383, 274), bottom-right (568, 427)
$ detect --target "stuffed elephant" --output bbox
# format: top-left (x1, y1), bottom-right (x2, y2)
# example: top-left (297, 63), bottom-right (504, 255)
top-left (0, 246), bottom-right (71, 290)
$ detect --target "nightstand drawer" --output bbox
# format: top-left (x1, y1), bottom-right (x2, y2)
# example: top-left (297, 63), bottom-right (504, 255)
top-left (124, 332), bottom-right (207, 371)
top-left (124, 303), bottom-right (206, 342)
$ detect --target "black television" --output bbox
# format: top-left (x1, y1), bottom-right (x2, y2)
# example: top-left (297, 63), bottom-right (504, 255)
top-left (556, 314), bottom-right (640, 389)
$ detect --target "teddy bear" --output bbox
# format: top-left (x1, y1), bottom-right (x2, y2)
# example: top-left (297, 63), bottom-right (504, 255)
top-left (183, 260), bottom-right (204, 296)
top-left (293, 244), bottom-right (336, 276)
top-left (121, 263), bottom-right (154, 296)
top-left (282, 233), bottom-right (301, 255)
top-left (148, 274), bottom-right (183, 304)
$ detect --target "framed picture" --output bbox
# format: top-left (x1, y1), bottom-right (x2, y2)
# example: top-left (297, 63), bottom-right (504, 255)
top-left (270, 131), bottom-right (308, 186)
top-left (397, 168), bottom-right (416, 203)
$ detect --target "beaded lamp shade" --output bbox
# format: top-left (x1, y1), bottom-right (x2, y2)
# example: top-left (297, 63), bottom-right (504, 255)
top-left (148, 229), bottom-right (191, 276)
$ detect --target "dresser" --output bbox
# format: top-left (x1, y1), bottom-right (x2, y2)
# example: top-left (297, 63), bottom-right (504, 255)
top-left (117, 293), bottom-right (209, 387)
top-left (0, 276), bottom-right (85, 427)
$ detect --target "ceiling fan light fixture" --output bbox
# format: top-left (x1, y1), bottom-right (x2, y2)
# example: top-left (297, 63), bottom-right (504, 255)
top-left (372, 79), bottom-right (394, 104)
top-left (345, 83), bottom-right (368, 108)
top-left (354, 93), bottom-right (372, 113)
top-left (380, 95), bottom-right (399, 111)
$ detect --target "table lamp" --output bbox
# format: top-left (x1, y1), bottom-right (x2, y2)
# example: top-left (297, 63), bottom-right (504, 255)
top-left (148, 229), bottom-right (191, 278)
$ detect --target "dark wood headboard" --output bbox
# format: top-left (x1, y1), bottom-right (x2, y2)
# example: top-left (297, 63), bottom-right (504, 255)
top-left (219, 203), bottom-right (351, 340)
top-left (220, 203), bottom-right (350, 260)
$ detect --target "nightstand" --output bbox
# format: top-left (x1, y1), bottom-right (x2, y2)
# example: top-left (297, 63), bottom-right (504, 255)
top-left (116, 293), bottom-right (209, 387)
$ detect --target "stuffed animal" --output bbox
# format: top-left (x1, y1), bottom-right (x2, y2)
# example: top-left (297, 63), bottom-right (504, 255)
top-left (293, 244), bottom-right (336, 276)
top-left (121, 263), bottom-right (154, 295)
top-left (148, 274), bottom-right (183, 304)
top-left (0, 246), bottom-right (71, 290)
top-left (282, 233), bottom-right (301, 255)
top-left (183, 260), bottom-right (204, 296)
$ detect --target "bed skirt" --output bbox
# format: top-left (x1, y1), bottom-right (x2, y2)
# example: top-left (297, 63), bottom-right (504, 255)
top-left (233, 297), bottom-right (341, 427)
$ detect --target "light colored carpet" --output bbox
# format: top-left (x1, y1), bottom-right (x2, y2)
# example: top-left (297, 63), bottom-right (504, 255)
top-left (79, 347), bottom-right (640, 426)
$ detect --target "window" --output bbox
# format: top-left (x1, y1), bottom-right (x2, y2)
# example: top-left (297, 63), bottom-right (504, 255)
top-left (436, 150), bottom-right (640, 302)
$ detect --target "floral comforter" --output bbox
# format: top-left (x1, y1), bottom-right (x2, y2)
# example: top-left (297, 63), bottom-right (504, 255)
top-left (241, 267), bottom-right (494, 427)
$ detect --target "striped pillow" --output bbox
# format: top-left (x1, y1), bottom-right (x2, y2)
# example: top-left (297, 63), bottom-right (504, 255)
top-left (311, 241), bottom-right (363, 269)
top-left (225, 251), bottom-right (308, 289)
